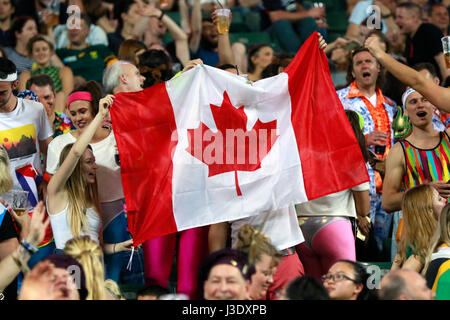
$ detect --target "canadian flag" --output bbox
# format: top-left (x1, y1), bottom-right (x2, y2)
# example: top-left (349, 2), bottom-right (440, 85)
top-left (111, 33), bottom-right (369, 246)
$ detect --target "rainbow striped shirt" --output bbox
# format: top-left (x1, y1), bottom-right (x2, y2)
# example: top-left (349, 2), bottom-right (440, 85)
top-left (400, 132), bottom-right (450, 189)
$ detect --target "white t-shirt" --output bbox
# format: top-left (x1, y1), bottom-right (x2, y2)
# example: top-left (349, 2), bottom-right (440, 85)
top-left (46, 130), bottom-right (124, 203)
top-left (368, 93), bottom-right (377, 108)
top-left (0, 98), bottom-right (53, 189)
top-left (295, 182), bottom-right (370, 218)
top-left (230, 205), bottom-right (304, 251)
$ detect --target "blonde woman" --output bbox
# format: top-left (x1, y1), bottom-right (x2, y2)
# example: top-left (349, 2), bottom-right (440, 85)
top-left (235, 224), bottom-right (281, 300)
top-left (64, 235), bottom-right (106, 300)
top-left (47, 94), bottom-right (132, 256)
top-left (393, 184), bottom-right (446, 272)
top-left (422, 204), bottom-right (450, 300)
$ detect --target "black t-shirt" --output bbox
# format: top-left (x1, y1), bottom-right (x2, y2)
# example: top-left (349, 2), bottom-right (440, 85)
top-left (405, 23), bottom-right (444, 80)
top-left (260, 0), bottom-right (299, 30)
top-left (107, 31), bottom-right (125, 56)
top-left (0, 29), bottom-right (11, 48)
top-left (0, 210), bottom-right (19, 242)
top-left (0, 210), bottom-right (19, 300)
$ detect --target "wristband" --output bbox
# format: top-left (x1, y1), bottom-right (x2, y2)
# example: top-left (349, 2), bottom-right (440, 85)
top-left (21, 239), bottom-right (38, 255)
top-left (43, 171), bottom-right (51, 183)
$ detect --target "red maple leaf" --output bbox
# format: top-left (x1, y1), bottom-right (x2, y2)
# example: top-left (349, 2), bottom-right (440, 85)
top-left (186, 91), bottom-right (279, 196)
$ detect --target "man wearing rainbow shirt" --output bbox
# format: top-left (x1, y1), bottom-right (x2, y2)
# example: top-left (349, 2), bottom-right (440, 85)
top-left (381, 87), bottom-right (450, 248)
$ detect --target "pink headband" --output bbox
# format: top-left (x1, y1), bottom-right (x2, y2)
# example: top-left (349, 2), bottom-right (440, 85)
top-left (67, 91), bottom-right (92, 109)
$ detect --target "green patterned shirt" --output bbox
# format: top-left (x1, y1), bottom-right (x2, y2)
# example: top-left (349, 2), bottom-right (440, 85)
top-left (31, 65), bottom-right (63, 92)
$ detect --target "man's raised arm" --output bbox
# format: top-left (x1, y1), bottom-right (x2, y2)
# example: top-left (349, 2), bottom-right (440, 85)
top-left (365, 35), bottom-right (450, 113)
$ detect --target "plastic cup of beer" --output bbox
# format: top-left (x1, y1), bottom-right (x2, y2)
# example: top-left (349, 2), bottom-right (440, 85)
top-left (442, 36), bottom-right (450, 69)
top-left (1, 190), bottom-right (30, 216)
top-left (215, 9), bottom-right (231, 34)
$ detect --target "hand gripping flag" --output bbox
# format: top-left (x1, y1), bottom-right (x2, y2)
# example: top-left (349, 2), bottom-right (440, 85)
top-left (110, 33), bottom-right (370, 246)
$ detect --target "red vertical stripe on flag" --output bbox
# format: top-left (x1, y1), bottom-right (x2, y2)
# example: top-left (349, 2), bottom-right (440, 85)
top-left (285, 33), bottom-right (369, 200)
top-left (110, 83), bottom-right (178, 245)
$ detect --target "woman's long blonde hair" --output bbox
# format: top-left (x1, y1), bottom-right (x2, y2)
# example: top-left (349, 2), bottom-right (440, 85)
top-left (422, 204), bottom-right (450, 275)
top-left (399, 184), bottom-right (438, 265)
top-left (59, 143), bottom-right (101, 237)
top-left (0, 146), bottom-right (13, 195)
top-left (64, 235), bottom-right (106, 300)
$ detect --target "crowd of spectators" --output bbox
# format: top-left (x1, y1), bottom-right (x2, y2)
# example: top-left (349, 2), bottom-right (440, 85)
top-left (0, 0), bottom-right (449, 301)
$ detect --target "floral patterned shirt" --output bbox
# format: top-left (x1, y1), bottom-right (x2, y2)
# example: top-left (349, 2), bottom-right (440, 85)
top-left (53, 111), bottom-right (74, 138)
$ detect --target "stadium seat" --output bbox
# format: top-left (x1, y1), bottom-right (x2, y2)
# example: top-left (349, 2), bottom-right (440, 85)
top-left (229, 11), bottom-right (249, 32)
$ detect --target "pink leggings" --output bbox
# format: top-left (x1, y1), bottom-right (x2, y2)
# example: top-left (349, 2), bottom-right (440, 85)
top-left (295, 219), bottom-right (355, 280)
top-left (142, 226), bottom-right (210, 299)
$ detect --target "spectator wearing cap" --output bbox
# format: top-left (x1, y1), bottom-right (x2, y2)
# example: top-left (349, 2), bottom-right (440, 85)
top-left (198, 248), bottom-right (254, 300)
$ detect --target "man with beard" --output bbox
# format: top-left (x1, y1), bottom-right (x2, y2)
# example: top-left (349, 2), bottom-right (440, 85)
top-left (337, 47), bottom-right (397, 257)
top-left (190, 17), bottom-right (219, 67)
